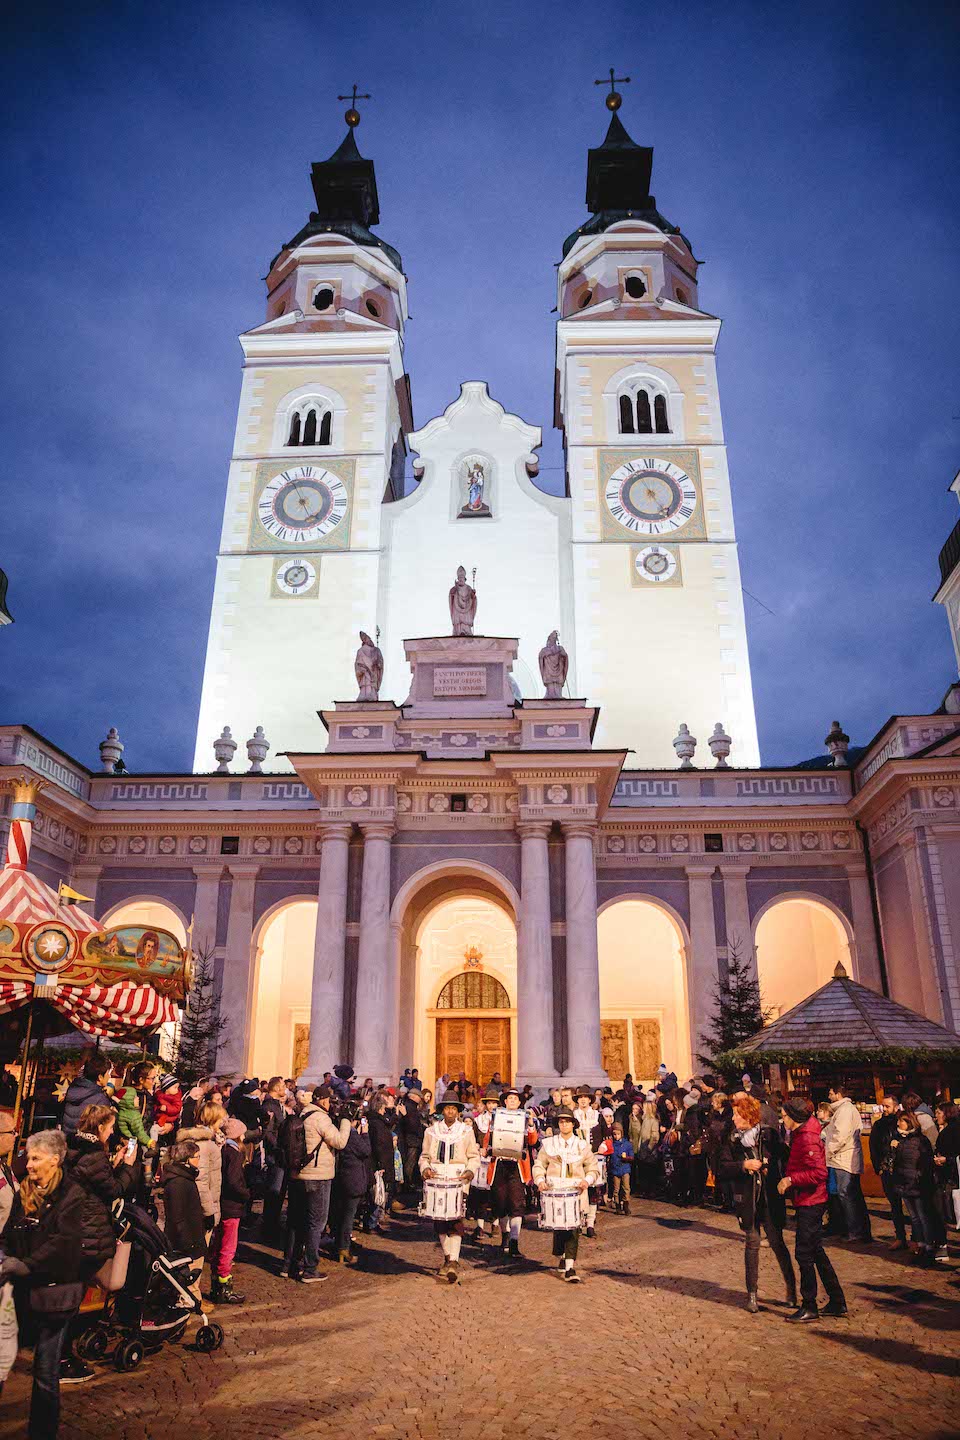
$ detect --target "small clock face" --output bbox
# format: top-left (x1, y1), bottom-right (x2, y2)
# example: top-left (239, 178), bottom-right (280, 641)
top-left (604, 457), bottom-right (697, 536)
top-left (634, 545), bottom-right (677, 583)
top-left (258, 465), bottom-right (348, 544)
top-left (275, 558), bottom-right (317, 596)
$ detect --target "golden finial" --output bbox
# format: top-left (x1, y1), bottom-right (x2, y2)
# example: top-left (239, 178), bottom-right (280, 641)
top-left (5, 774), bottom-right (44, 806)
top-left (833, 960), bottom-right (848, 980)
top-left (594, 67), bottom-right (631, 112)
top-left (337, 83), bottom-right (371, 128)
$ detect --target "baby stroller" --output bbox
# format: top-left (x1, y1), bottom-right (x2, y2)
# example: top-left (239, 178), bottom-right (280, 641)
top-left (75, 1199), bottom-right (223, 1371)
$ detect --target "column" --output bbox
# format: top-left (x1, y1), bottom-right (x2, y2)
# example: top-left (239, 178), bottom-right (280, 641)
top-left (515, 822), bottom-right (556, 1088)
top-left (563, 823), bottom-right (607, 1084)
top-left (685, 865), bottom-right (720, 1067)
top-left (301, 823), bottom-right (352, 1083)
top-left (191, 865), bottom-right (223, 956)
top-left (845, 862), bottom-right (883, 991)
top-left (217, 865), bottom-right (258, 1075)
top-left (721, 863), bottom-right (754, 975)
top-left (898, 832), bottom-right (945, 1023)
top-left (351, 823), bottom-right (395, 1083)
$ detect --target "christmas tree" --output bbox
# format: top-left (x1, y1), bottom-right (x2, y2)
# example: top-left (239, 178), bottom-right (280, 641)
top-left (697, 935), bottom-right (770, 1072)
top-left (171, 944), bottom-right (227, 1083)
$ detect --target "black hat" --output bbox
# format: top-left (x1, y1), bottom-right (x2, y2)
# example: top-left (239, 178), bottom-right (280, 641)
top-left (575, 1086), bottom-right (594, 1100)
top-left (333, 1064), bottom-right (355, 1081)
top-left (439, 1090), bottom-right (464, 1110)
top-left (555, 1106), bottom-right (577, 1124)
top-left (312, 1084), bottom-right (334, 1102)
top-left (500, 1086), bottom-right (521, 1101)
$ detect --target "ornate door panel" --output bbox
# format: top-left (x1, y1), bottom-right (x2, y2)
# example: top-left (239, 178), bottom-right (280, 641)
top-left (476, 1018), bottom-right (510, 1089)
top-left (632, 1019), bottom-right (662, 1081)
top-left (292, 1024), bottom-right (310, 1080)
top-left (437, 1019), bottom-right (472, 1083)
top-left (600, 1019), bottom-right (629, 1082)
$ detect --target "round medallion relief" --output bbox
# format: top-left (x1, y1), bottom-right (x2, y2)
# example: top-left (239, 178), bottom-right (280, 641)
top-left (284, 836), bottom-right (303, 855)
top-left (800, 832), bottom-right (821, 850)
top-left (639, 835), bottom-right (657, 853)
top-left (253, 836), bottom-right (272, 855)
top-left (396, 793), bottom-right (412, 813)
top-left (158, 836), bottom-right (177, 855)
top-left (467, 794), bottom-right (488, 813)
top-left (429, 794), bottom-right (450, 813)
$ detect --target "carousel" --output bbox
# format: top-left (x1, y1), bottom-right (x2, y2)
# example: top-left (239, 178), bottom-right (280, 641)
top-left (0, 776), bottom-right (191, 1130)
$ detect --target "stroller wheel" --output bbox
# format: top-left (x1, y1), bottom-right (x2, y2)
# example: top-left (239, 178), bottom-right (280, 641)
top-left (76, 1326), bottom-right (109, 1361)
top-left (115, 1339), bottom-right (144, 1372)
top-left (195, 1323), bottom-right (224, 1352)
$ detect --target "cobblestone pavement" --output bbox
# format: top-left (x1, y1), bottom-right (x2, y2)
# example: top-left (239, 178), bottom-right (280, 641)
top-left (1, 1198), bottom-right (957, 1440)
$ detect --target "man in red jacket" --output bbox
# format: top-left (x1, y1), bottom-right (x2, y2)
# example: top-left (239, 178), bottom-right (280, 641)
top-left (778, 1095), bottom-right (847, 1322)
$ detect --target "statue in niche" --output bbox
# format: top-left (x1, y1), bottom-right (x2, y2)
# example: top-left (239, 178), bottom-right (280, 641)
top-left (448, 566), bottom-right (477, 636)
top-left (539, 630), bottom-right (569, 698)
top-left (354, 630), bottom-right (383, 700)
top-left (457, 456), bottom-right (492, 518)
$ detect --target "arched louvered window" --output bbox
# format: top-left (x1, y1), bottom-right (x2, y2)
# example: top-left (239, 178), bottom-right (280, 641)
top-left (285, 400), bottom-right (334, 447)
top-left (654, 394), bottom-right (669, 434)
top-left (302, 409), bottom-right (318, 446)
top-left (619, 394), bottom-right (635, 434)
top-left (437, 972), bottom-right (510, 1010)
top-left (636, 389), bottom-right (653, 434)
top-left (318, 410), bottom-right (332, 446)
top-left (287, 412), bottom-right (302, 446)
top-left (617, 381), bottom-right (672, 439)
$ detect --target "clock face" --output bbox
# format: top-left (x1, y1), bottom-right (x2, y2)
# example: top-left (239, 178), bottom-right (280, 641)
top-left (634, 545), bottom-right (677, 583)
top-left (604, 457), bottom-right (697, 536)
top-left (275, 558), bottom-right (318, 596)
top-left (257, 465), bottom-right (348, 544)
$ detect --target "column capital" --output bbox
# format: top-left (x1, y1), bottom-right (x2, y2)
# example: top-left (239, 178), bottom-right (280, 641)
top-left (517, 820), bottom-right (551, 841)
top-left (317, 821), bottom-right (353, 844)
top-left (561, 821), bottom-right (597, 841)
top-left (192, 863), bottom-right (225, 882)
top-left (359, 821), bottom-right (395, 841)
top-left (226, 863), bottom-right (260, 885)
top-left (70, 863), bottom-right (103, 881)
top-left (684, 863), bottom-right (716, 879)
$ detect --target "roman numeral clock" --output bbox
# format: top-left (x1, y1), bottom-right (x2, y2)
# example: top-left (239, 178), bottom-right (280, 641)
top-left (598, 449), bottom-right (706, 588)
top-left (249, 460), bottom-right (354, 598)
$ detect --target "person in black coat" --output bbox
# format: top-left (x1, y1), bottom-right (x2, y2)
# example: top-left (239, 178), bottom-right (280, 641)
top-left (332, 1110), bottom-right (372, 1264)
top-left (161, 1143), bottom-right (208, 1262)
top-left (932, 1104), bottom-right (960, 1256)
top-left (891, 1112), bottom-right (938, 1262)
top-left (211, 1118), bottom-right (250, 1303)
top-left (0, 1130), bottom-right (100, 1439)
top-left (716, 1094), bottom-right (797, 1313)
top-left (367, 1095), bottom-right (398, 1229)
top-left (869, 1095), bottom-right (908, 1248)
top-left (66, 1103), bottom-right (136, 1260)
top-left (260, 1076), bottom-right (288, 1233)
top-left (396, 1090), bottom-right (427, 1199)
top-left (60, 1057), bottom-right (115, 1136)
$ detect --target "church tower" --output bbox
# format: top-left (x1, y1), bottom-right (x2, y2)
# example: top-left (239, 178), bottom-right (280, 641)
top-left (193, 108), bottom-right (412, 771)
top-left (555, 90), bottom-right (761, 767)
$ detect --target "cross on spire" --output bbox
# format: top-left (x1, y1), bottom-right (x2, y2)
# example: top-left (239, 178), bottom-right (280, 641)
top-left (594, 67), bottom-right (630, 112)
top-left (337, 84), bottom-right (371, 128)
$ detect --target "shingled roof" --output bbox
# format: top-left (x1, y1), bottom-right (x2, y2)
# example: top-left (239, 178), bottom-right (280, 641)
top-left (739, 963), bottom-right (960, 1056)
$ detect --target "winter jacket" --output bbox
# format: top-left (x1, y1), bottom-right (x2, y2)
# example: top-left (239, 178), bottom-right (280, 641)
top-left (335, 1127), bottom-right (372, 1199)
top-left (220, 1140), bottom-right (251, 1220)
top-left (179, 1088), bottom-right (210, 1131)
top-left (784, 1115), bottom-right (828, 1207)
top-left (914, 1105), bottom-right (939, 1148)
top-left (419, 1119), bottom-right (480, 1188)
top-left (7, 1175), bottom-right (94, 1293)
top-left (176, 1124), bottom-right (223, 1223)
top-left (66, 1133), bottom-right (133, 1266)
top-left (296, 1103), bottom-right (351, 1182)
top-left (261, 1096), bottom-right (285, 1161)
top-left (396, 1096), bottom-right (427, 1147)
top-left (368, 1110), bottom-right (397, 1174)
top-left (610, 1138), bottom-right (634, 1177)
top-left (115, 1086), bottom-right (155, 1147)
top-left (228, 1084), bottom-right (264, 1132)
top-left (532, 1135), bottom-right (598, 1188)
top-left (61, 1075), bottom-right (113, 1135)
top-left (869, 1112), bottom-right (900, 1175)
top-left (824, 1098), bottom-right (864, 1174)
top-left (716, 1123), bottom-right (786, 1230)
top-left (161, 1160), bottom-right (207, 1260)
top-left (934, 1117), bottom-right (960, 1187)
top-left (892, 1131), bottom-right (935, 1200)
top-left (153, 1088), bottom-right (183, 1130)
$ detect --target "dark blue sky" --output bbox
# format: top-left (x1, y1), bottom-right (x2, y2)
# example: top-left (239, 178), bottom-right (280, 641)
top-left (2, 2), bottom-right (958, 772)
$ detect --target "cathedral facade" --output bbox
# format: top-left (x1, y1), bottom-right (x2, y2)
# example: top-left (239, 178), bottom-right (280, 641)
top-left (3, 104), bottom-right (960, 1090)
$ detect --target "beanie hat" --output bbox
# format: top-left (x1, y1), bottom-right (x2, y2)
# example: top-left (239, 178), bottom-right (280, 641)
top-left (683, 1093), bottom-right (699, 1110)
top-left (157, 1073), bottom-right (180, 1093)
top-left (224, 1117), bottom-right (246, 1141)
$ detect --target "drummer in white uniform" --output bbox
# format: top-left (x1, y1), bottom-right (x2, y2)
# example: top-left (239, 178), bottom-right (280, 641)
top-left (532, 1106), bottom-right (598, 1283)
top-left (420, 1090), bottom-right (480, 1282)
top-left (489, 1087), bottom-right (539, 1262)
top-left (573, 1086), bottom-right (602, 1238)
top-left (467, 1089), bottom-right (500, 1245)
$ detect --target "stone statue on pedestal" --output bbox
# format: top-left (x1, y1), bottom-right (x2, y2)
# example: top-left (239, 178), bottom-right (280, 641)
top-left (538, 630), bottom-right (568, 698)
top-left (354, 631), bottom-right (383, 700)
top-left (448, 566), bottom-right (477, 636)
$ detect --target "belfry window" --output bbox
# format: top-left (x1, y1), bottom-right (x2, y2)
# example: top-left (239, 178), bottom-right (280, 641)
top-left (654, 394), bottom-right (669, 433)
top-left (313, 286), bottom-right (335, 312)
top-left (618, 383), bottom-right (671, 437)
top-left (286, 400), bottom-right (334, 447)
top-left (302, 409), bottom-right (317, 445)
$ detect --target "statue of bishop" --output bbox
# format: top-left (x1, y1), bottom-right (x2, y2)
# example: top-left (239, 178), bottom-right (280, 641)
top-left (448, 566), bottom-right (477, 637)
top-left (539, 630), bottom-right (568, 699)
top-left (354, 631), bottom-right (383, 701)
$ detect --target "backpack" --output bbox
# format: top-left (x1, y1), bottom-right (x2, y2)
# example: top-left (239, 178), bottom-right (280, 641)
top-left (278, 1112), bottom-right (321, 1173)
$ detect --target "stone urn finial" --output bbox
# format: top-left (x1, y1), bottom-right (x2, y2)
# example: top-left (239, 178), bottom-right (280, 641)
top-left (99, 726), bottom-right (124, 774)
top-left (825, 720), bottom-right (850, 767)
top-left (708, 721), bottom-right (732, 769)
top-left (213, 726), bottom-right (237, 774)
top-left (672, 723), bottom-right (697, 770)
top-left (246, 726), bottom-right (270, 774)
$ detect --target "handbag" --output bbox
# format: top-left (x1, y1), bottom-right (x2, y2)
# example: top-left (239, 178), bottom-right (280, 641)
top-left (373, 1170), bottom-right (386, 1209)
top-left (94, 1240), bottom-right (131, 1293)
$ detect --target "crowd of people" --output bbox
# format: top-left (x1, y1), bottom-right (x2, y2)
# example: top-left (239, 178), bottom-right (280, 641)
top-left (0, 1052), bottom-right (957, 1436)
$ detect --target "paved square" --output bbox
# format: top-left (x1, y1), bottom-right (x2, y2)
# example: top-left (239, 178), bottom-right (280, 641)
top-left (0, 1199), bottom-right (957, 1440)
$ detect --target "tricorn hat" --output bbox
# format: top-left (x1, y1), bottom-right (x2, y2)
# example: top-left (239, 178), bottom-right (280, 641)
top-left (439, 1090), bottom-right (464, 1110)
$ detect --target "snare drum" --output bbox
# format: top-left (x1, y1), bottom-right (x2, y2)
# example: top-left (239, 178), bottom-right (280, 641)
top-left (471, 1156), bottom-right (493, 1191)
top-left (491, 1109), bottom-right (526, 1160)
top-left (593, 1154), bottom-right (607, 1188)
top-left (420, 1177), bottom-right (466, 1221)
top-left (538, 1184), bottom-right (582, 1231)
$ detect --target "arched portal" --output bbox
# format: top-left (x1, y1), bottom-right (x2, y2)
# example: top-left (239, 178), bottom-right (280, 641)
top-left (754, 896), bottom-right (853, 1018)
top-left (597, 898), bottom-right (692, 1085)
top-left (249, 899), bottom-right (318, 1080)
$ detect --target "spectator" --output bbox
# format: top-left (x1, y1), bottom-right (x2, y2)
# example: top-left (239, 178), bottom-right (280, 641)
top-left (824, 1084), bottom-right (872, 1243)
top-left (115, 1061), bottom-right (158, 1154)
top-left (179, 1075), bottom-right (216, 1131)
top-left (609, 1123), bottom-right (633, 1214)
top-left (285, 1085), bottom-right (350, 1283)
top-left (717, 1093), bottom-right (796, 1314)
top-left (396, 1087), bottom-right (427, 1202)
top-left (0, 1112), bottom-right (17, 1233)
top-left (890, 1111), bottom-right (937, 1264)
top-left (60, 1056), bottom-right (113, 1136)
top-left (332, 1104), bottom-right (371, 1264)
top-left (211, 1116), bottom-right (250, 1303)
top-left (260, 1076), bottom-right (288, 1234)
top-left (902, 1091), bottom-right (939, 1147)
top-left (778, 1095), bottom-right (847, 1322)
top-left (160, 1140), bottom-right (207, 1303)
top-left (869, 1094), bottom-right (908, 1250)
top-left (932, 1101), bottom-right (960, 1262)
top-left (367, 1091), bottom-right (398, 1231)
top-left (152, 1074), bottom-right (183, 1144)
top-left (227, 1078), bottom-right (264, 1130)
top-left (177, 1099), bottom-right (226, 1229)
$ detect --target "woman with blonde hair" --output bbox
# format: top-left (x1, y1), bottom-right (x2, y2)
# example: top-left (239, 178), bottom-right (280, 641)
top-left (177, 1098), bottom-right (226, 1229)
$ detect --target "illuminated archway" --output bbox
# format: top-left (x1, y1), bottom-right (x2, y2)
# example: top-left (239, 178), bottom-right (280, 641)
top-left (99, 897), bottom-right (188, 947)
top-left (754, 895), bottom-right (853, 1018)
top-left (597, 897), bottom-right (692, 1085)
top-left (249, 899), bottom-right (318, 1080)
